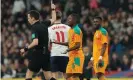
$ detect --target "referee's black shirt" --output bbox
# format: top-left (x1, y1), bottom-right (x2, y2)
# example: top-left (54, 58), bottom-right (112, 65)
top-left (31, 20), bottom-right (51, 53)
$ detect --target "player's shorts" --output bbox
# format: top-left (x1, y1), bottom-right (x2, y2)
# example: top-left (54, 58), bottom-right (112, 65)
top-left (93, 61), bottom-right (108, 74)
top-left (66, 50), bottom-right (84, 74)
top-left (27, 49), bottom-right (50, 73)
top-left (50, 56), bottom-right (69, 73)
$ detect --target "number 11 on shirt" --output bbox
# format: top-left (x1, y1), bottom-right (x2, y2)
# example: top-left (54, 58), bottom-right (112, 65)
top-left (56, 31), bottom-right (65, 42)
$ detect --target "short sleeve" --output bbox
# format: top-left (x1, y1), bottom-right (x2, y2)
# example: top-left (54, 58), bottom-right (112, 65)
top-left (73, 25), bottom-right (81, 43)
top-left (99, 27), bottom-right (108, 44)
top-left (31, 27), bottom-right (38, 39)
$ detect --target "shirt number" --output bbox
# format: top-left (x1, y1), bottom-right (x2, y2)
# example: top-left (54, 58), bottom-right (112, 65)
top-left (56, 31), bottom-right (65, 42)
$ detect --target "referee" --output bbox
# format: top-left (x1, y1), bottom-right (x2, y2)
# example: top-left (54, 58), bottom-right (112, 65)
top-left (20, 3), bottom-right (56, 80)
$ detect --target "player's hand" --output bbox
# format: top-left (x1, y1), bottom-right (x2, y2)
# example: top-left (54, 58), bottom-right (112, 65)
top-left (88, 60), bottom-right (93, 68)
top-left (52, 39), bottom-right (59, 44)
top-left (51, 0), bottom-right (56, 9)
top-left (98, 59), bottom-right (104, 67)
top-left (62, 50), bottom-right (68, 54)
top-left (20, 49), bottom-right (26, 56)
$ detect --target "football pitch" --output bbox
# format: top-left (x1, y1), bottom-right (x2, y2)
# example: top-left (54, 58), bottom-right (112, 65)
top-left (1, 78), bottom-right (133, 80)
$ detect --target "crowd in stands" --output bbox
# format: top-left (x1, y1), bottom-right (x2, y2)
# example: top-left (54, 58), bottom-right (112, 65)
top-left (1, 0), bottom-right (133, 78)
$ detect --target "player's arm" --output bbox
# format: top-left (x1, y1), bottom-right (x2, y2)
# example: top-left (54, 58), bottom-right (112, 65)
top-left (20, 27), bottom-right (39, 56)
top-left (100, 43), bottom-right (107, 57)
top-left (49, 0), bottom-right (56, 24)
top-left (20, 39), bottom-right (38, 56)
top-left (99, 32), bottom-right (108, 59)
top-left (98, 42), bottom-right (107, 67)
top-left (98, 31), bottom-right (108, 67)
top-left (42, 1), bottom-right (56, 26)
top-left (28, 39), bottom-right (38, 49)
top-left (66, 31), bottom-right (80, 52)
top-left (52, 42), bottom-right (68, 46)
top-left (67, 42), bottom-right (80, 52)
top-left (28, 27), bottom-right (39, 49)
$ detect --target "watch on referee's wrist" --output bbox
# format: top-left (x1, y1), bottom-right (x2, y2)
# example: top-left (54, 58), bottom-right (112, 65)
top-left (24, 46), bottom-right (29, 52)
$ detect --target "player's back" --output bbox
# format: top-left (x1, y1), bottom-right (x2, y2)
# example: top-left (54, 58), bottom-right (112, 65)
top-left (48, 24), bottom-right (70, 56)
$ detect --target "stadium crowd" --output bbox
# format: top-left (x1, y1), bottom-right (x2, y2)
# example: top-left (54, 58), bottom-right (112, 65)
top-left (1, 0), bottom-right (133, 78)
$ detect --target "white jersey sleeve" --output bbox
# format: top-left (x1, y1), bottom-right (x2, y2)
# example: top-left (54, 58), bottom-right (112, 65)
top-left (48, 24), bottom-right (70, 57)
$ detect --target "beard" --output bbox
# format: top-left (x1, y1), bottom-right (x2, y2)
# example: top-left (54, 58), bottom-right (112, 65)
top-left (95, 25), bottom-right (101, 30)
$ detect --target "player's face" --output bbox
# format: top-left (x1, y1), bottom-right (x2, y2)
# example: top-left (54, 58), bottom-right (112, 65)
top-left (93, 18), bottom-right (101, 29)
top-left (27, 14), bottom-right (34, 25)
top-left (67, 15), bottom-right (74, 27)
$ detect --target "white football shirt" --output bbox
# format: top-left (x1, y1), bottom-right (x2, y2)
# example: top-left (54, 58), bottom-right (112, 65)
top-left (48, 24), bottom-right (70, 57)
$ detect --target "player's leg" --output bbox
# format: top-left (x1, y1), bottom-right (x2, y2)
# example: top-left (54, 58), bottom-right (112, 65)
top-left (66, 52), bottom-right (84, 80)
top-left (66, 55), bottom-right (74, 80)
top-left (26, 62), bottom-right (40, 80)
top-left (66, 73), bottom-right (73, 80)
top-left (43, 71), bottom-right (52, 80)
top-left (26, 52), bottom-right (41, 80)
top-left (51, 72), bottom-right (58, 79)
top-left (50, 56), bottom-right (59, 79)
top-left (42, 54), bottom-right (52, 80)
top-left (94, 62), bottom-right (107, 80)
top-left (79, 74), bottom-right (84, 80)
top-left (96, 72), bottom-right (106, 80)
top-left (25, 69), bottom-right (34, 80)
top-left (58, 56), bottom-right (69, 79)
top-left (72, 73), bottom-right (82, 80)
top-left (73, 53), bottom-right (84, 80)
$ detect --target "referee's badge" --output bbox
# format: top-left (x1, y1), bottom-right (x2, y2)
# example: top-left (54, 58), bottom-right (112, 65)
top-left (32, 33), bottom-right (35, 39)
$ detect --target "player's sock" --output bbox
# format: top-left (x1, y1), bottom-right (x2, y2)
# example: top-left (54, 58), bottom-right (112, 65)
top-left (99, 75), bottom-right (106, 80)
top-left (25, 78), bottom-right (32, 80)
top-left (50, 77), bottom-right (56, 80)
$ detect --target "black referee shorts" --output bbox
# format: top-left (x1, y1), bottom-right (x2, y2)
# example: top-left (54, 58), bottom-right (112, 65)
top-left (27, 49), bottom-right (50, 73)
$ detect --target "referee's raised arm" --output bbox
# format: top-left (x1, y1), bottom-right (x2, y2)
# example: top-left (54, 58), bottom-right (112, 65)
top-left (42, 1), bottom-right (56, 27)
top-left (50, 0), bottom-right (56, 24)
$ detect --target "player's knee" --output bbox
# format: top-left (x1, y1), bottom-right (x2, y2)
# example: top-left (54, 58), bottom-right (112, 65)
top-left (26, 69), bottom-right (33, 79)
top-left (43, 71), bottom-right (51, 80)
top-left (96, 72), bottom-right (103, 79)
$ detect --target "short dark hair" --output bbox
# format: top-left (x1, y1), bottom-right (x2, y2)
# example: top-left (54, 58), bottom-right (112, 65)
top-left (70, 13), bottom-right (79, 23)
top-left (56, 11), bottom-right (62, 20)
top-left (28, 10), bottom-right (40, 20)
top-left (94, 16), bottom-right (102, 21)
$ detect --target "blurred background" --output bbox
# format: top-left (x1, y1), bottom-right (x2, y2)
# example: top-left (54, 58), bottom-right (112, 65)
top-left (1, 0), bottom-right (133, 79)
